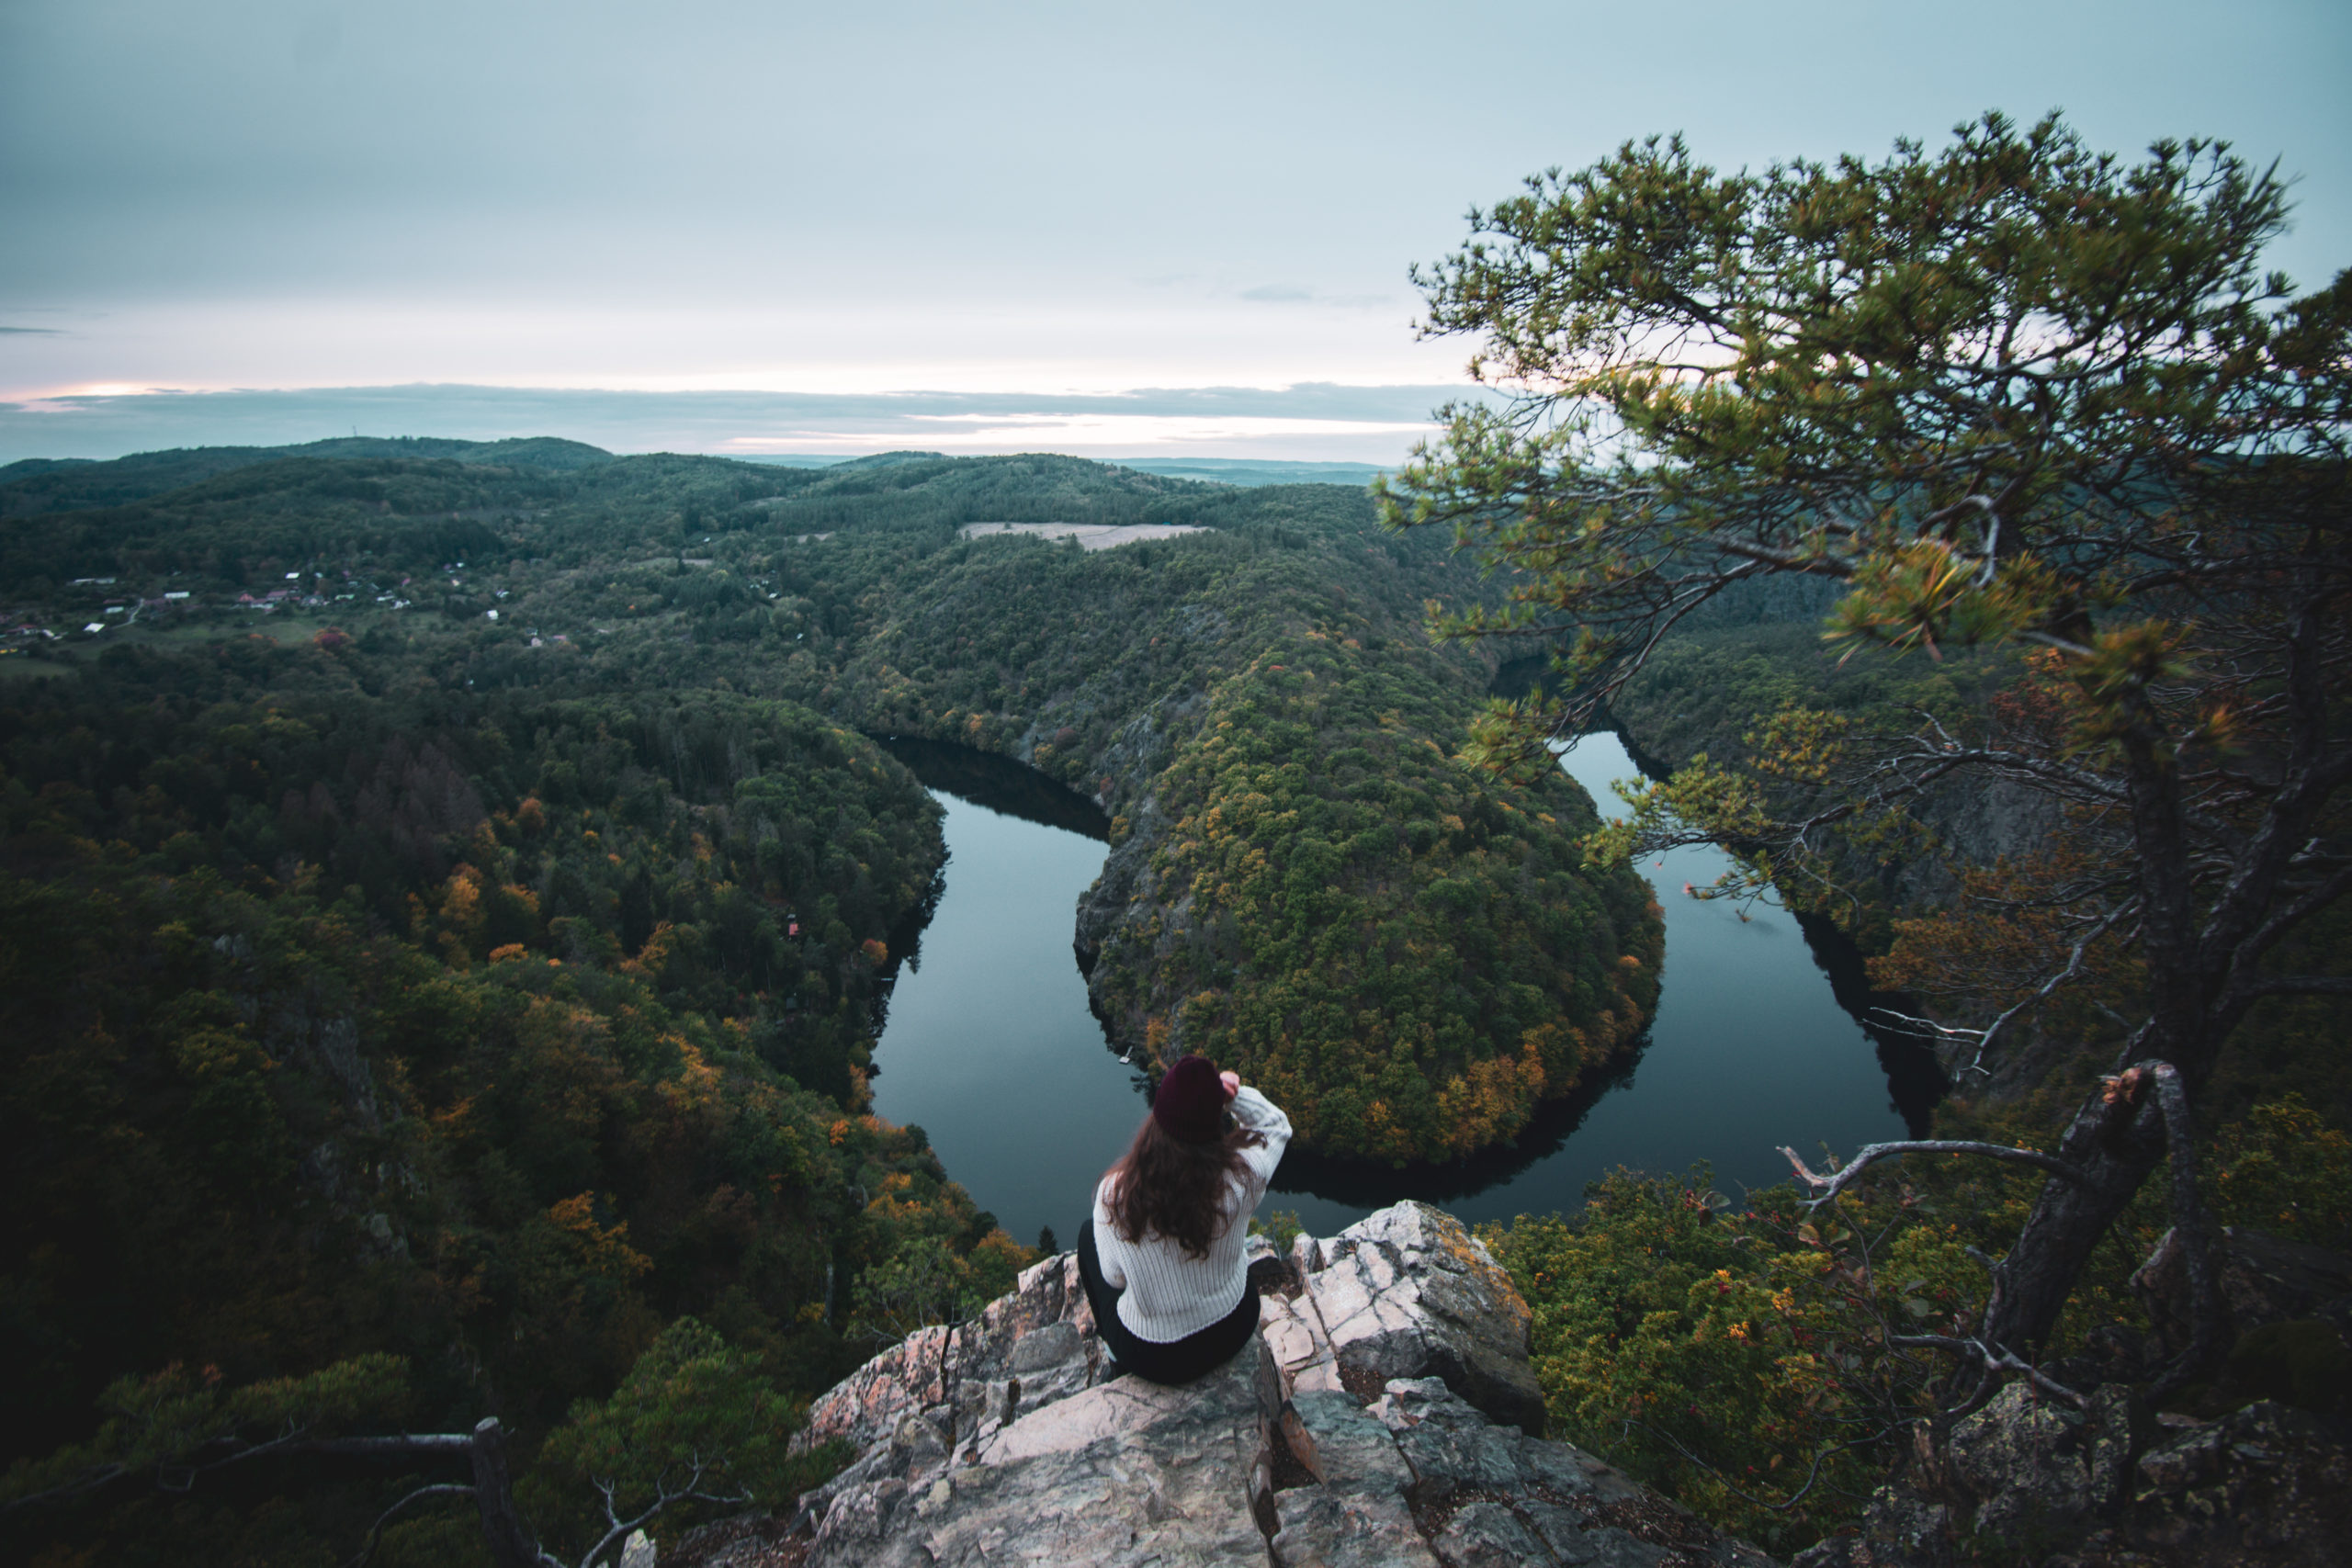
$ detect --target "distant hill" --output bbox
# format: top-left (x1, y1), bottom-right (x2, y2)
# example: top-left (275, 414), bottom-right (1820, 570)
top-left (0, 434), bottom-right (613, 517)
top-left (1107, 457), bottom-right (1387, 488)
top-left (730, 454), bottom-right (1388, 489)
top-left (0, 442), bottom-right (1396, 523)
top-left (2, 443), bottom-right (1380, 521)
top-left (833, 449), bottom-right (950, 469)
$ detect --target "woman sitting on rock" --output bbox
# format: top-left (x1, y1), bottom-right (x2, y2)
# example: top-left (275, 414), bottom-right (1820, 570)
top-left (1078, 1054), bottom-right (1294, 1384)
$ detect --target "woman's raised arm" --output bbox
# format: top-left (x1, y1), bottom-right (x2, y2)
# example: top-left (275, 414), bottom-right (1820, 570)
top-left (1229, 1085), bottom-right (1292, 1186)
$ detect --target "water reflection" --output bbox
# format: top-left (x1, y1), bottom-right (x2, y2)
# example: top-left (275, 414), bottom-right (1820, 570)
top-left (1601, 715), bottom-right (1943, 1137)
top-left (1792, 911), bottom-right (1944, 1137)
top-left (1263, 1051), bottom-right (1640, 1209)
top-left (874, 735), bottom-right (1110, 840)
top-left (865, 739), bottom-right (1134, 1246)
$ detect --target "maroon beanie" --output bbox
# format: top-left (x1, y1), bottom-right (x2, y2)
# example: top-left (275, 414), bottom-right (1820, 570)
top-left (1152, 1055), bottom-right (1226, 1145)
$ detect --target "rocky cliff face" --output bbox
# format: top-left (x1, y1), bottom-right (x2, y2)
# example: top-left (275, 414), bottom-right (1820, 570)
top-left (652, 1210), bottom-right (2352, 1568)
top-left (1789, 1387), bottom-right (2352, 1568)
top-left (775, 1201), bottom-right (1777, 1567)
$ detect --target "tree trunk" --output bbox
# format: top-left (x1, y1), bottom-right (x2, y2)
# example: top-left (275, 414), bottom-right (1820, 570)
top-left (469, 1418), bottom-right (540, 1568)
top-left (1960, 688), bottom-right (2223, 1395)
top-left (1968, 1067), bottom-right (2171, 1397)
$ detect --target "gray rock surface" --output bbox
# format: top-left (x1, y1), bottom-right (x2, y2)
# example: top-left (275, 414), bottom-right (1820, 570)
top-left (1940, 1382), bottom-right (2149, 1540)
top-left (803, 1345), bottom-right (1276, 1566)
top-left (2131, 1224), bottom-right (2352, 1368)
top-left (785, 1201), bottom-right (1775, 1567)
top-left (1790, 1390), bottom-right (2352, 1568)
top-left (1294, 1200), bottom-right (1548, 1436)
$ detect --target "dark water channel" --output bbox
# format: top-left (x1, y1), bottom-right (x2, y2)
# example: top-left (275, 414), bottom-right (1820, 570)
top-left (869, 735), bottom-right (1941, 1248)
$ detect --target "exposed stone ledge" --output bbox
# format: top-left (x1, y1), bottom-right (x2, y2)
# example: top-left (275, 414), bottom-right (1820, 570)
top-left (1283, 1198), bottom-right (1547, 1436)
top-left (781, 1201), bottom-right (1776, 1567)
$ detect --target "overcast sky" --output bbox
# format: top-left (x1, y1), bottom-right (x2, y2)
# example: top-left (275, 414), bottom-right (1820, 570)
top-left (4, 0), bottom-right (2346, 462)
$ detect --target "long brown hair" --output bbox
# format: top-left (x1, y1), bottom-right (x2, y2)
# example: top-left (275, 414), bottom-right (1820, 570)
top-left (1102, 1114), bottom-right (1265, 1260)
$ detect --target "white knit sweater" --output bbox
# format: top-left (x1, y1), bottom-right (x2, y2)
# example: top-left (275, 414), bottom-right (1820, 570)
top-left (1091, 1086), bottom-right (1293, 1343)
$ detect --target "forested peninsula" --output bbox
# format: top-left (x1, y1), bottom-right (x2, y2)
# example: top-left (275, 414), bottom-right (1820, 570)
top-left (814, 469), bottom-right (1660, 1162)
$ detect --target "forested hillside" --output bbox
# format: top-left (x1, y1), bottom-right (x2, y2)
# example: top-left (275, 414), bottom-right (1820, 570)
top-left (0, 434), bottom-right (613, 522)
top-left (0, 601), bottom-right (1063, 1549)
top-left (0, 441), bottom-right (1658, 1561)
top-left (11, 434), bottom-right (2345, 1562)
top-left (799, 478), bottom-right (1659, 1164)
top-left (4, 445), bottom-right (1659, 1167)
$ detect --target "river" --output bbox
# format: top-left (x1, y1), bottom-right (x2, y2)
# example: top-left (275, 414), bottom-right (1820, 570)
top-left (869, 735), bottom-right (1940, 1247)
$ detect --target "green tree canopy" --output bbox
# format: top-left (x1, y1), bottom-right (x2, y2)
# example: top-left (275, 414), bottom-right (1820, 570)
top-left (1387, 111), bottom-right (2351, 1395)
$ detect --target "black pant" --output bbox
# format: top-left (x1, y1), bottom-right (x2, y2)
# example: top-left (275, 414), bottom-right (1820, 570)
top-left (1077, 1219), bottom-right (1260, 1385)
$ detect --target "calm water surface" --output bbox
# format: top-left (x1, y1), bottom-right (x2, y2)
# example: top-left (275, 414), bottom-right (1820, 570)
top-left (871, 737), bottom-right (1937, 1247)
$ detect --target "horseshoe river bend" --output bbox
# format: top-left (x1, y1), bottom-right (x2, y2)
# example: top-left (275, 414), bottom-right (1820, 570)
top-left (865, 732), bottom-right (1945, 1247)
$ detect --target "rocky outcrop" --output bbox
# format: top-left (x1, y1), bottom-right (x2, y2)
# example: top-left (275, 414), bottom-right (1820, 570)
top-left (1860, 775), bottom-right (2065, 929)
top-left (781, 1201), bottom-right (1775, 1567)
top-left (1280, 1376), bottom-right (1776, 1568)
top-left (2128, 1225), bottom-right (2352, 1375)
top-left (1282, 1200), bottom-right (1547, 1438)
top-left (1792, 1386), bottom-right (2352, 1568)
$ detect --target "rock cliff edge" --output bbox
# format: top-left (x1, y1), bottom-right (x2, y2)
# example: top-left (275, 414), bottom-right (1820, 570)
top-left (763, 1201), bottom-right (1777, 1567)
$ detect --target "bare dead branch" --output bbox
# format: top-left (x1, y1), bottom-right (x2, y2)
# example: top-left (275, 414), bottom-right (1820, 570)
top-left (0, 1463), bottom-right (130, 1515)
top-left (1954, 899), bottom-right (2137, 1077)
top-left (2222, 861), bottom-right (2352, 1008)
top-left (2245, 975), bottom-right (2352, 998)
top-left (345, 1483), bottom-right (476, 1568)
top-left (1887, 1335), bottom-right (2091, 1409)
top-left (1780, 1140), bottom-right (2091, 1206)
top-left (1615, 1416), bottom-right (1896, 1513)
top-left (1864, 1007), bottom-right (1983, 1044)
top-left (573, 1459), bottom-right (752, 1568)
